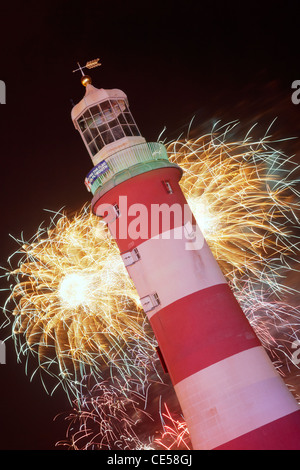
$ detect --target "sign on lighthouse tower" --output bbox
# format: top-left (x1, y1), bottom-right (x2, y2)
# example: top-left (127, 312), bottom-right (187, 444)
top-left (71, 61), bottom-right (300, 450)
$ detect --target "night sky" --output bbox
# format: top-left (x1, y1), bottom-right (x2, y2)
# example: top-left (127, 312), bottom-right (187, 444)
top-left (0, 0), bottom-right (300, 450)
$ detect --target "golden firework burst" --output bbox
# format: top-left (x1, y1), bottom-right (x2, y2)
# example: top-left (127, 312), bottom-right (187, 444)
top-left (5, 206), bottom-right (154, 389)
top-left (168, 121), bottom-right (300, 293)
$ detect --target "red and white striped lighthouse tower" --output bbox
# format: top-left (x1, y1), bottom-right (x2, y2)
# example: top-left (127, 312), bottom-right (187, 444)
top-left (71, 64), bottom-right (300, 449)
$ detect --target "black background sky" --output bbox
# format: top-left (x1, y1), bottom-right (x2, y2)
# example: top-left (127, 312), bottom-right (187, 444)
top-left (0, 0), bottom-right (300, 451)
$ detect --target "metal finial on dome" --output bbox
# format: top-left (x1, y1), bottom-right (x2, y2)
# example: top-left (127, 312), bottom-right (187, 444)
top-left (73, 58), bottom-right (101, 87)
top-left (81, 75), bottom-right (92, 87)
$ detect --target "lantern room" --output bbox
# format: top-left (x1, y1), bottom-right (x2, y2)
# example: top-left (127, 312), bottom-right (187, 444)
top-left (71, 79), bottom-right (146, 166)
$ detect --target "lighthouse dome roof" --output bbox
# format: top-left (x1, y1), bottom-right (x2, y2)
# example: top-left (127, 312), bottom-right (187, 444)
top-left (71, 83), bottom-right (127, 122)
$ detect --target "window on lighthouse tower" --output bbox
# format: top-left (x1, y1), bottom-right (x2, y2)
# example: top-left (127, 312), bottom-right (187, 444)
top-left (77, 99), bottom-right (141, 156)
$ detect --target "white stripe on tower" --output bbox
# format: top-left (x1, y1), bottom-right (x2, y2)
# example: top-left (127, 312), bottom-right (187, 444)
top-left (174, 346), bottom-right (299, 449)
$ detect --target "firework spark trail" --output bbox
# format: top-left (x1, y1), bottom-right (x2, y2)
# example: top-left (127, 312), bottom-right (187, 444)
top-left (2, 121), bottom-right (300, 448)
top-left (154, 403), bottom-right (191, 450)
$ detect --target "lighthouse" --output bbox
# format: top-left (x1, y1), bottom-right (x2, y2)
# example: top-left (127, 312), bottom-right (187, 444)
top-left (71, 63), bottom-right (300, 450)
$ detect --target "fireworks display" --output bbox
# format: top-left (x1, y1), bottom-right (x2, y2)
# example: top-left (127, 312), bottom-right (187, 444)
top-left (2, 122), bottom-right (300, 448)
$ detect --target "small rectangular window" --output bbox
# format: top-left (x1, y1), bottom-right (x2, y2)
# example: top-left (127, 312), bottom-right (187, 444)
top-left (162, 180), bottom-right (173, 194)
top-left (122, 251), bottom-right (134, 266)
top-left (140, 292), bottom-right (160, 313)
top-left (121, 247), bottom-right (141, 267)
top-left (153, 292), bottom-right (161, 306)
top-left (140, 296), bottom-right (153, 313)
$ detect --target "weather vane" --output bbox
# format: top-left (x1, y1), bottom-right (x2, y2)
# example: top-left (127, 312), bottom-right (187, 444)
top-left (73, 58), bottom-right (101, 75)
top-left (73, 58), bottom-right (101, 86)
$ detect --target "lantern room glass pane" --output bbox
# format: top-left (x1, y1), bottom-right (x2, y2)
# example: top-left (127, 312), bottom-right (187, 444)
top-left (122, 124), bottom-right (132, 136)
top-left (124, 112), bottom-right (134, 124)
top-left (117, 113), bottom-right (126, 124)
top-left (94, 135), bottom-right (104, 150)
top-left (88, 141), bottom-right (98, 155)
top-left (97, 122), bottom-right (109, 133)
top-left (111, 125), bottom-right (124, 140)
top-left (78, 110), bottom-right (92, 132)
top-left (90, 105), bottom-right (101, 116)
top-left (89, 105), bottom-right (104, 127)
top-left (90, 126), bottom-right (99, 138)
top-left (111, 100), bottom-right (121, 116)
top-left (102, 130), bottom-right (114, 145)
top-left (108, 118), bottom-right (119, 128)
top-left (83, 128), bottom-right (93, 144)
top-left (78, 118), bottom-right (86, 132)
top-left (100, 101), bottom-right (114, 122)
top-left (118, 99), bottom-right (127, 113)
top-left (130, 125), bottom-right (140, 136)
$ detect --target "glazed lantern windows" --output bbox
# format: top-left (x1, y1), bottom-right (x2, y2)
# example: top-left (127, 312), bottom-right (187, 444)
top-left (77, 99), bottom-right (141, 156)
